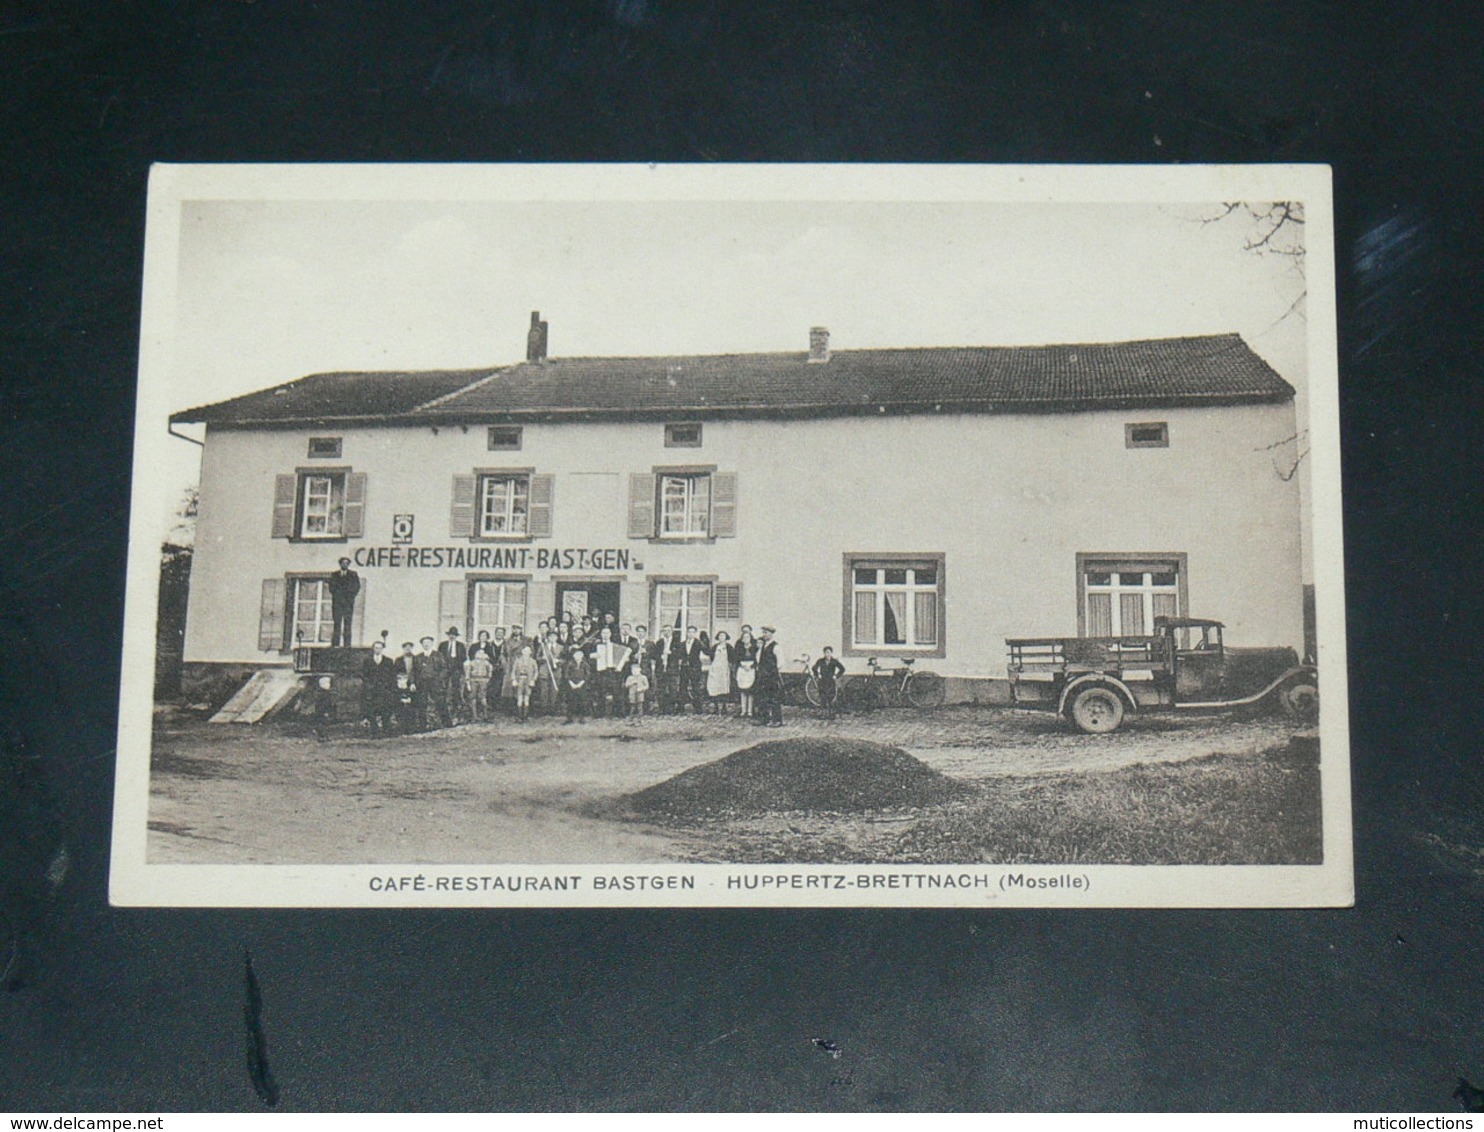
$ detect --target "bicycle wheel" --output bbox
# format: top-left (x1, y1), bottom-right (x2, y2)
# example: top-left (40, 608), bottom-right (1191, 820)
top-left (804, 676), bottom-right (822, 707)
top-left (841, 677), bottom-right (876, 713)
top-left (905, 670), bottom-right (946, 709)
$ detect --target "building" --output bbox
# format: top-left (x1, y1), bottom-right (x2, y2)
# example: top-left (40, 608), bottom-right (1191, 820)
top-left (170, 315), bottom-right (1304, 701)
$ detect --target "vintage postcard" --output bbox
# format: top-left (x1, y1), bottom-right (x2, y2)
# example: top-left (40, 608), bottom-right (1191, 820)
top-left (110, 164), bottom-right (1351, 907)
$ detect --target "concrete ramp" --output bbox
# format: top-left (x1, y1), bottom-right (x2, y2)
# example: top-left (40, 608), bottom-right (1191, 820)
top-left (210, 669), bottom-right (308, 724)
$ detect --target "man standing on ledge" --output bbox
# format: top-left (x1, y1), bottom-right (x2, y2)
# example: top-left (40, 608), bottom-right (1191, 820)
top-left (327, 556), bottom-right (360, 647)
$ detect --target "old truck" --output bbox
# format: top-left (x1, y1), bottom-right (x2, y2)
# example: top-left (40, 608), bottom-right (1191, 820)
top-left (1006, 616), bottom-right (1317, 734)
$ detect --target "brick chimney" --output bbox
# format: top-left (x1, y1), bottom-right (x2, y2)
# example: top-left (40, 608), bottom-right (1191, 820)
top-left (808, 326), bottom-right (830, 363)
top-left (526, 310), bottom-right (549, 362)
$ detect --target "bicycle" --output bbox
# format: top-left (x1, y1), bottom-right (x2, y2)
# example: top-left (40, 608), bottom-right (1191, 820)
top-left (841, 656), bottom-right (946, 712)
top-left (793, 653), bottom-right (824, 708)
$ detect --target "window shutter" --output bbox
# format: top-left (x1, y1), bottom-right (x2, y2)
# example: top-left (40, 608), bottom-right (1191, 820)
top-left (351, 576), bottom-right (367, 646)
top-left (528, 580), bottom-right (555, 627)
top-left (438, 580), bottom-right (467, 638)
top-left (715, 582), bottom-right (743, 623)
top-left (710, 472), bottom-right (738, 537)
top-left (258, 578), bottom-right (286, 651)
top-left (450, 474), bottom-right (476, 538)
top-left (343, 472), bottom-right (367, 538)
top-left (271, 475), bottom-right (297, 538)
top-left (527, 473), bottom-right (554, 538)
top-left (627, 473), bottom-right (656, 538)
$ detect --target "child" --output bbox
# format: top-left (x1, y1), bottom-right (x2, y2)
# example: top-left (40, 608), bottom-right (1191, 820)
top-left (510, 644), bottom-right (539, 722)
top-left (562, 648), bottom-right (590, 724)
top-left (812, 646), bottom-right (846, 719)
top-left (624, 660), bottom-right (650, 721)
top-left (463, 649), bottom-right (494, 721)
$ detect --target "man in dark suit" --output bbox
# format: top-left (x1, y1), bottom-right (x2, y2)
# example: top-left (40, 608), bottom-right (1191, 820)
top-left (437, 627), bottom-right (469, 722)
top-left (754, 626), bottom-right (784, 726)
top-left (327, 557), bottom-right (360, 647)
top-left (359, 640), bottom-right (397, 736)
top-left (676, 625), bottom-right (709, 712)
top-left (393, 641), bottom-right (421, 733)
top-left (631, 624), bottom-right (660, 693)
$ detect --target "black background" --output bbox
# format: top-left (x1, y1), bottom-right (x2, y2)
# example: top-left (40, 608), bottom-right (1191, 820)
top-left (2, 0), bottom-right (1481, 1112)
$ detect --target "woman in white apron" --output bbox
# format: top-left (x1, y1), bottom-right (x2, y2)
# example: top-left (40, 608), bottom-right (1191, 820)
top-left (706, 630), bottom-right (735, 714)
top-left (734, 625), bottom-right (758, 719)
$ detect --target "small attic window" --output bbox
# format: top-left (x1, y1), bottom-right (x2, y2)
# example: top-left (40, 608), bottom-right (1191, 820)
top-left (1125, 422), bottom-right (1169, 449)
top-left (665, 422), bottom-right (703, 448)
top-left (307, 437), bottom-right (342, 459)
top-left (488, 426), bottom-right (524, 451)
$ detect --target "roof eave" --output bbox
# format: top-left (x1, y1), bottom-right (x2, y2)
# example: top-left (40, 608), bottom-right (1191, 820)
top-left (175, 389), bottom-right (1294, 430)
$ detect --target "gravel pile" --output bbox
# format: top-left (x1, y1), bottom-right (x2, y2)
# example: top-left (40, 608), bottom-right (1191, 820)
top-left (620, 737), bottom-right (968, 819)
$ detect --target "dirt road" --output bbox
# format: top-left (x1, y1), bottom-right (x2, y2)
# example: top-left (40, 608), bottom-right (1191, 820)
top-left (147, 704), bottom-right (1304, 865)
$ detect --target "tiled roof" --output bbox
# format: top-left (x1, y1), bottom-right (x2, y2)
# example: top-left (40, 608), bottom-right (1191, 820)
top-left (171, 333), bottom-right (1293, 427)
top-left (172, 368), bottom-right (492, 425)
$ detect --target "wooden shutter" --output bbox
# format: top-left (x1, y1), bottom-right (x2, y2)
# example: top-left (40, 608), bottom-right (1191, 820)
top-left (438, 580), bottom-right (467, 638)
top-left (450, 474), bottom-right (476, 538)
top-left (258, 578), bottom-right (286, 651)
top-left (351, 577), bottom-right (367, 646)
top-left (715, 582), bottom-right (743, 623)
top-left (271, 475), bottom-right (297, 538)
top-left (627, 473), bottom-right (656, 538)
top-left (710, 472), bottom-right (737, 537)
top-left (527, 473), bottom-right (554, 537)
top-left (343, 472), bottom-right (367, 538)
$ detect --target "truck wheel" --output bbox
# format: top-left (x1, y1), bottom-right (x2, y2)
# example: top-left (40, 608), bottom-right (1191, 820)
top-left (1279, 680), bottom-right (1318, 722)
top-left (1068, 686), bottom-right (1125, 734)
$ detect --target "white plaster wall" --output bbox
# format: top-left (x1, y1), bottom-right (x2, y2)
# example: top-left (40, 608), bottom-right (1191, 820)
top-left (184, 400), bottom-right (1302, 674)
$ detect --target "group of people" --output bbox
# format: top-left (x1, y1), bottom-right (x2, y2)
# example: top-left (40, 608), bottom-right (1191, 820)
top-left (357, 610), bottom-right (790, 736)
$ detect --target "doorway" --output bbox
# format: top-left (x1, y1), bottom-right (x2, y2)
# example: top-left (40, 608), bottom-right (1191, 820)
top-left (554, 580), bottom-right (621, 625)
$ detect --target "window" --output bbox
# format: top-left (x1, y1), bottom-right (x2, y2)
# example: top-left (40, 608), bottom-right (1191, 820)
top-left (307, 437), bottom-right (342, 459)
top-left (479, 473), bottom-right (530, 538)
top-left (271, 469), bottom-right (366, 541)
top-left (290, 578), bottom-right (335, 645)
top-left (299, 473), bottom-right (346, 538)
top-left (628, 470), bottom-right (736, 539)
top-left (654, 581), bottom-right (712, 636)
top-left (451, 471), bottom-right (552, 540)
top-left (659, 473), bottom-right (711, 538)
top-left (1125, 422), bottom-right (1169, 448)
top-left (1079, 554), bottom-right (1185, 637)
top-left (844, 555), bottom-right (945, 657)
top-left (470, 579), bottom-right (528, 638)
top-left (665, 422), bottom-right (703, 448)
top-left (488, 426), bottom-right (523, 451)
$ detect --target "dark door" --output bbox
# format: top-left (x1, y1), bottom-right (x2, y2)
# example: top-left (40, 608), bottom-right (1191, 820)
top-left (1173, 625), bottom-right (1226, 701)
top-left (554, 581), bottom-right (621, 624)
